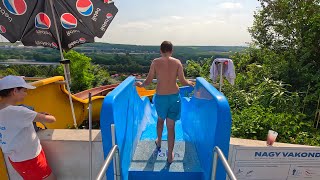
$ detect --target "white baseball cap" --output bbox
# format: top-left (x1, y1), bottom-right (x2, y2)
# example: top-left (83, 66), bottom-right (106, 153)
top-left (0, 75), bottom-right (36, 91)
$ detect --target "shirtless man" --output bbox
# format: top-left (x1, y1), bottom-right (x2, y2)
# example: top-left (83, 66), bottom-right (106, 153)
top-left (135, 41), bottom-right (193, 164)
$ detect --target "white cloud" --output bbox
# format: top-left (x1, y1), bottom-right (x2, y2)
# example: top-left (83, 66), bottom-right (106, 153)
top-left (97, 0), bottom-right (259, 45)
top-left (118, 22), bottom-right (153, 30)
top-left (218, 2), bottom-right (243, 9)
top-left (101, 13), bottom-right (252, 46)
top-left (2, 0), bottom-right (260, 46)
top-left (170, 16), bottom-right (184, 20)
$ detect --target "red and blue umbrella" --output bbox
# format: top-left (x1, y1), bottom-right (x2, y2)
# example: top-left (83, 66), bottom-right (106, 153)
top-left (0, 0), bottom-right (117, 51)
top-left (0, 0), bottom-right (118, 128)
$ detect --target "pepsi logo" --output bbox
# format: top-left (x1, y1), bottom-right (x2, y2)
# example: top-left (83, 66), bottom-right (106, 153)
top-left (61, 13), bottom-right (77, 29)
top-left (100, 13), bottom-right (113, 31)
top-left (106, 13), bottom-right (113, 19)
top-left (0, 25), bottom-right (6, 33)
top-left (51, 42), bottom-right (58, 48)
top-left (35, 41), bottom-right (58, 49)
top-left (104, 0), bottom-right (109, 4)
top-left (35, 13), bottom-right (51, 29)
top-left (0, 6), bottom-right (13, 22)
top-left (68, 38), bottom-right (86, 48)
top-left (91, 7), bottom-right (101, 22)
top-left (79, 37), bottom-right (86, 43)
top-left (2, 0), bottom-right (27, 15)
top-left (76, 0), bottom-right (93, 16)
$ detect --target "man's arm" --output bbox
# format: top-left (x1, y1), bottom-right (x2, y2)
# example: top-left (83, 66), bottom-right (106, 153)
top-left (136, 61), bottom-right (156, 87)
top-left (177, 62), bottom-right (193, 86)
top-left (34, 113), bottom-right (56, 123)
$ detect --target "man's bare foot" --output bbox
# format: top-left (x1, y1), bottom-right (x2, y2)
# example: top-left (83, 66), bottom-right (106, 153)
top-left (167, 152), bottom-right (174, 163)
top-left (155, 139), bottom-right (161, 149)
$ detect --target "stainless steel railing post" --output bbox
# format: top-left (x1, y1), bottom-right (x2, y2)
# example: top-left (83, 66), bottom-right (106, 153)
top-left (211, 146), bottom-right (237, 180)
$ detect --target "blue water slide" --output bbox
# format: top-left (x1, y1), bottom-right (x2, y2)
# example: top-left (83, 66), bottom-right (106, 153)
top-left (181, 77), bottom-right (232, 180)
top-left (100, 76), bottom-right (232, 180)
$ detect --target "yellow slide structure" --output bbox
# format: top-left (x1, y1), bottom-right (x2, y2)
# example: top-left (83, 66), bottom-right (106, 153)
top-left (19, 76), bottom-right (155, 129)
top-left (22, 76), bottom-right (105, 129)
top-left (136, 87), bottom-right (156, 97)
top-left (0, 149), bottom-right (9, 180)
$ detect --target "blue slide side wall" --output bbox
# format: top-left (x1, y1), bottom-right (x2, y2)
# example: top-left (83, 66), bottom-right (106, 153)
top-left (100, 76), bottom-right (232, 180)
top-left (181, 77), bottom-right (232, 180)
top-left (100, 77), bottom-right (157, 180)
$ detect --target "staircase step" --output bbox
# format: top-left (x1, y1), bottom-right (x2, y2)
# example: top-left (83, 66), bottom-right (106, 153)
top-left (129, 141), bottom-right (203, 180)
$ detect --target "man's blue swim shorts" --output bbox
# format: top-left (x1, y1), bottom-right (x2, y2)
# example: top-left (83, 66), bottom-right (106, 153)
top-left (154, 93), bottom-right (181, 121)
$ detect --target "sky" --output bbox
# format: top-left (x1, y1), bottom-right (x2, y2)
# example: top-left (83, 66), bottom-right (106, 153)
top-left (99, 0), bottom-right (261, 46)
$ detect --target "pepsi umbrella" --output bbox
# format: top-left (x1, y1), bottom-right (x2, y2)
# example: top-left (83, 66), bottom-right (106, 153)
top-left (0, 0), bottom-right (118, 128)
top-left (0, 0), bottom-right (117, 51)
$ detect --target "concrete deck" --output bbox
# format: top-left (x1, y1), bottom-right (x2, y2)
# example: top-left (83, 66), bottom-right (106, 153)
top-left (129, 141), bottom-right (203, 179)
top-left (230, 137), bottom-right (317, 148)
top-left (37, 129), bottom-right (102, 141)
top-left (3, 130), bottom-right (320, 180)
top-left (130, 141), bottom-right (202, 172)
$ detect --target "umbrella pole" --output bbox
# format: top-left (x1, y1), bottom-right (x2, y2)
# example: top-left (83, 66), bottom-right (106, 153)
top-left (49, 0), bottom-right (77, 128)
top-left (61, 61), bottom-right (78, 129)
top-left (49, 0), bottom-right (64, 60)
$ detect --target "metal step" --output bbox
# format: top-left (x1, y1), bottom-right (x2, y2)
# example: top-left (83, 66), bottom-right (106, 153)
top-left (129, 141), bottom-right (203, 180)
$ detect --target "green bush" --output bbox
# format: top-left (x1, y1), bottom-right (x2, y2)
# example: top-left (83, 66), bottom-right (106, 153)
top-left (232, 104), bottom-right (320, 146)
top-left (57, 50), bottom-right (94, 93)
top-left (184, 53), bottom-right (320, 146)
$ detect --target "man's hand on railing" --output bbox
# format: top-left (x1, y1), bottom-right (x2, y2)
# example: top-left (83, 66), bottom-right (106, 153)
top-left (135, 81), bottom-right (144, 87)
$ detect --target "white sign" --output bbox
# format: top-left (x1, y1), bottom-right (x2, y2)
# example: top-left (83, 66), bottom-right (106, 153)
top-left (229, 146), bottom-right (320, 180)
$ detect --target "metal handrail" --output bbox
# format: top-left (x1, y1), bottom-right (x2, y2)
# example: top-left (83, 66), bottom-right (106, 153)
top-left (0, 76), bottom-right (47, 81)
top-left (96, 145), bottom-right (120, 180)
top-left (111, 124), bottom-right (119, 180)
top-left (211, 146), bottom-right (237, 180)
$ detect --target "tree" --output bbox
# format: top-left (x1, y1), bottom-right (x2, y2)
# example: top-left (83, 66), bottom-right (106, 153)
top-left (185, 60), bottom-right (202, 77)
top-left (249, 0), bottom-right (320, 89)
top-left (185, 58), bottom-right (213, 80)
top-left (0, 67), bottom-right (19, 76)
top-left (90, 65), bottom-right (111, 87)
top-left (10, 65), bottom-right (41, 77)
top-left (250, 1), bottom-right (320, 49)
top-left (57, 50), bottom-right (94, 93)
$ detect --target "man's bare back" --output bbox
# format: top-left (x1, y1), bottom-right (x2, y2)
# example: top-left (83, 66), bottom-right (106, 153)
top-left (138, 56), bottom-right (192, 95)
top-left (153, 57), bottom-right (181, 95)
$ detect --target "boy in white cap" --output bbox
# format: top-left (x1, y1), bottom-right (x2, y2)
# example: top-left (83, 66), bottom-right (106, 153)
top-left (0, 75), bottom-right (57, 180)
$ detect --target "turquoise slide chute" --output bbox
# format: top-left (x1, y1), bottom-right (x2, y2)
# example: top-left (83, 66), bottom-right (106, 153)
top-left (100, 76), bottom-right (231, 180)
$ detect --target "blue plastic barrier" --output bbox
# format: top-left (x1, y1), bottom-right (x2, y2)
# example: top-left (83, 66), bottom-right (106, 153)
top-left (100, 77), bottom-right (157, 179)
top-left (181, 77), bottom-right (231, 180)
top-left (100, 76), bottom-right (231, 180)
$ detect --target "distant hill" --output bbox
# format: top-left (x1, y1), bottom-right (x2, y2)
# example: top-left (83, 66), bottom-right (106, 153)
top-left (0, 42), bottom-right (247, 65)
top-left (0, 42), bottom-right (246, 53)
top-left (78, 42), bottom-right (247, 54)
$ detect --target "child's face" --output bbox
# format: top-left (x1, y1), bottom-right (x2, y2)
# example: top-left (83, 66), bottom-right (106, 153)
top-left (12, 88), bottom-right (28, 103)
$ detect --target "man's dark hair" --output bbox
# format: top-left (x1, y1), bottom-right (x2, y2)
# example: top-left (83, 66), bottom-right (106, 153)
top-left (160, 41), bottom-right (173, 53)
top-left (0, 87), bottom-right (23, 97)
